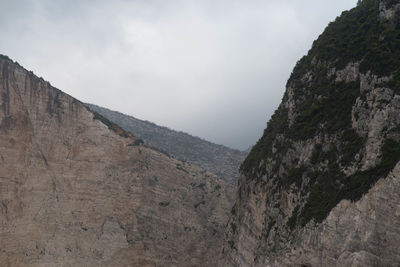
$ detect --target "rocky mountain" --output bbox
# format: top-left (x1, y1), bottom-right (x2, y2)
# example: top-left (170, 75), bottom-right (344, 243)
top-left (85, 104), bottom-right (247, 185)
top-left (221, 0), bottom-right (400, 266)
top-left (0, 55), bottom-right (234, 266)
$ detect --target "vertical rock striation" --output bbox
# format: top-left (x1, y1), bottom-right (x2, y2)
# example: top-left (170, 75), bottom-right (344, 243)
top-left (221, 0), bottom-right (400, 266)
top-left (0, 55), bottom-right (234, 266)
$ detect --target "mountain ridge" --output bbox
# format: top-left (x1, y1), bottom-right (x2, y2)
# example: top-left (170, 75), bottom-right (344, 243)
top-left (86, 103), bottom-right (247, 185)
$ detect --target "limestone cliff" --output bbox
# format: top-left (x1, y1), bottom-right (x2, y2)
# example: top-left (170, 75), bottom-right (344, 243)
top-left (221, 0), bottom-right (400, 266)
top-left (0, 55), bottom-right (234, 266)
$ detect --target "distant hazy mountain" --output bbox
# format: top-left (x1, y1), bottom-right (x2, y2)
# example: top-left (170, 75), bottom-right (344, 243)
top-left (86, 104), bottom-right (247, 185)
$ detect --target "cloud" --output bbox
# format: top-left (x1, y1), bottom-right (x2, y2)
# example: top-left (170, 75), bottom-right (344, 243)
top-left (0, 0), bottom-right (357, 150)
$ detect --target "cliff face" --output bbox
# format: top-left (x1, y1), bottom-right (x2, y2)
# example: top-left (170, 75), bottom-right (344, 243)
top-left (85, 104), bottom-right (247, 185)
top-left (0, 55), bottom-right (234, 266)
top-left (221, 1), bottom-right (400, 266)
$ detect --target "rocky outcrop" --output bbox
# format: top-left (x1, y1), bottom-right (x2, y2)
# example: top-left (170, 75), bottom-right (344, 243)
top-left (0, 55), bottom-right (234, 266)
top-left (85, 104), bottom-right (247, 185)
top-left (221, 1), bottom-right (400, 266)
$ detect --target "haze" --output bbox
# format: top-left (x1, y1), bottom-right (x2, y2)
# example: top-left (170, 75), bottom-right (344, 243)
top-left (0, 0), bottom-right (357, 150)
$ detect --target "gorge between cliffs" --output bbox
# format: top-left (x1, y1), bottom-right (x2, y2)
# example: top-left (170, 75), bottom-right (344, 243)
top-left (1, 0), bottom-right (400, 266)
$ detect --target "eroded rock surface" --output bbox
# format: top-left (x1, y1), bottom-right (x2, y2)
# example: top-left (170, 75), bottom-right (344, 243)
top-left (0, 55), bottom-right (234, 267)
top-left (221, 1), bottom-right (400, 266)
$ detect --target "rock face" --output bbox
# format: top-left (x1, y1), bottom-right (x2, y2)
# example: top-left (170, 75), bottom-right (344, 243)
top-left (85, 104), bottom-right (247, 185)
top-left (0, 55), bottom-right (234, 266)
top-left (221, 1), bottom-right (400, 266)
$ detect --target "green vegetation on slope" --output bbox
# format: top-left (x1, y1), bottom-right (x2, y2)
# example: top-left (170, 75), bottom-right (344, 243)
top-left (240, 106), bottom-right (289, 177)
top-left (241, 65), bottom-right (363, 177)
top-left (299, 139), bottom-right (400, 226)
top-left (242, 0), bottom-right (400, 228)
top-left (291, 0), bottom-right (400, 79)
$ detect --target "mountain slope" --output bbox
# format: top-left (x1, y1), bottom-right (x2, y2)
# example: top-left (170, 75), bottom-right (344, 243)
top-left (221, 0), bottom-right (400, 266)
top-left (0, 55), bottom-right (234, 266)
top-left (85, 104), bottom-right (247, 185)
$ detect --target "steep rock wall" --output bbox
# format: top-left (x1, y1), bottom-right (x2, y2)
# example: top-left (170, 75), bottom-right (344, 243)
top-left (221, 1), bottom-right (400, 266)
top-left (0, 56), bottom-right (234, 267)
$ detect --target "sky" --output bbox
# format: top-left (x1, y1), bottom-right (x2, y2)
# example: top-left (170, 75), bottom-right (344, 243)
top-left (0, 0), bottom-right (357, 150)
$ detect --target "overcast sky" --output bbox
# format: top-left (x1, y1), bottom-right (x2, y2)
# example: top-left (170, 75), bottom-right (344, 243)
top-left (0, 0), bottom-right (357, 150)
